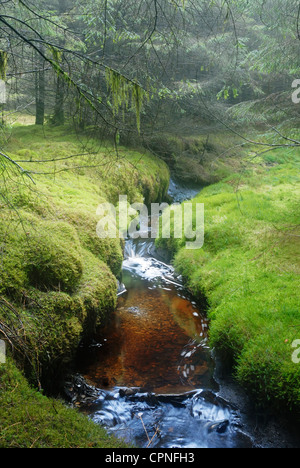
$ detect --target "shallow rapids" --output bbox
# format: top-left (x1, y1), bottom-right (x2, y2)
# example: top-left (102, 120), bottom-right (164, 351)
top-left (82, 388), bottom-right (252, 449)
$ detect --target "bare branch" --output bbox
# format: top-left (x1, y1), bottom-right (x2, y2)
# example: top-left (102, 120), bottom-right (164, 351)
top-left (0, 150), bottom-right (36, 184)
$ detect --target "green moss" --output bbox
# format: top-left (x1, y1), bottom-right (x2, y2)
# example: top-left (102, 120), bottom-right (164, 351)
top-left (0, 359), bottom-right (130, 448)
top-left (65, 209), bottom-right (124, 277)
top-left (75, 248), bottom-right (118, 332)
top-left (159, 145), bottom-right (300, 413)
top-left (0, 219), bottom-right (28, 296)
top-left (25, 220), bottom-right (83, 293)
top-left (0, 123), bottom-right (169, 446)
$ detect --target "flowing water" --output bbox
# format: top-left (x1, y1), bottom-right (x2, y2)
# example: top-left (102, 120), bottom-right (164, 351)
top-left (77, 179), bottom-right (254, 448)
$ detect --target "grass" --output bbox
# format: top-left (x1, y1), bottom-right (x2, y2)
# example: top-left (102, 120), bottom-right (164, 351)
top-left (157, 143), bottom-right (300, 413)
top-left (0, 122), bottom-right (170, 448)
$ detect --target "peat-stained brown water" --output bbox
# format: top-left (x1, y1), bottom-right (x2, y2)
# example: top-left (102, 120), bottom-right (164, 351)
top-left (79, 257), bottom-right (215, 394)
top-left (77, 240), bottom-right (254, 448)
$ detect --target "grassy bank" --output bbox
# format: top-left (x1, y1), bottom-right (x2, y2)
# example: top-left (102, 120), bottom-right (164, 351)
top-left (158, 139), bottom-right (300, 413)
top-left (0, 358), bottom-right (132, 448)
top-left (0, 123), bottom-right (169, 447)
top-left (146, 130), bottom-right (243, 186)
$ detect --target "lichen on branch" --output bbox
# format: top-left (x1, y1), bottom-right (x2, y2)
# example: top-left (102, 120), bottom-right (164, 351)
top-left (105, 68), bottom-right (147, 133)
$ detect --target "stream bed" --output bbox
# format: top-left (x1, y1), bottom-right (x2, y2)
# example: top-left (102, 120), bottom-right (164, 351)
top-left (76, 248), bottom-right (252, 448)
top-left (74, 179), bottom-right (296, 449)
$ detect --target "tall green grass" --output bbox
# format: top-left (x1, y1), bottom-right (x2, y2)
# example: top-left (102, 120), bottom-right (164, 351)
top-left (159, 146), bottom-right (300, 412)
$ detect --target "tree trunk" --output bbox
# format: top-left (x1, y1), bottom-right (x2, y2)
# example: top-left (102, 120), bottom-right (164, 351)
top-left (35, 46), bottom-right (45, 126)
top-left (50, 0), bottom-right (69, 126)
top-left (35, 68), bottom-right (45, 125)
top-left (52, 74), bottom-right (65, 126)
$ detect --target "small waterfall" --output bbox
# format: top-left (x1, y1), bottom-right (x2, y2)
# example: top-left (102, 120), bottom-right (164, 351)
top-left (124, 240), bottom-right (140, 260)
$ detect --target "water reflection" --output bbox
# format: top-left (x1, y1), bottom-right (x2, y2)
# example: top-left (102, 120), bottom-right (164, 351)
top-left (80, 244), bottom-right (215, 394)
top-left (82, 388), bottom-right (252, 449)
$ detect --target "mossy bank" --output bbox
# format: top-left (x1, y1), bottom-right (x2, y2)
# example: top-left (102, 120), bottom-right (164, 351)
top-left (0, 123), bottom-right (169, 448)
top-left (157, 138), bottom-right (300, 414)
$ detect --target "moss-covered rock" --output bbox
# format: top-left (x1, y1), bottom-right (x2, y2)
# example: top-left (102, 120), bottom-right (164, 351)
top-left (64, 209), bottom-right (124, 278)
top-left (0, 124), bottom-right (170, 393)
top-left (25, 220), bottom-right (83, 293)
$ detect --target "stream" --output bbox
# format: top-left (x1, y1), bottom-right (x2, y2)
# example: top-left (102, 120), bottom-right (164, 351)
top-left (75, 179), bottom-right (255, 449)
